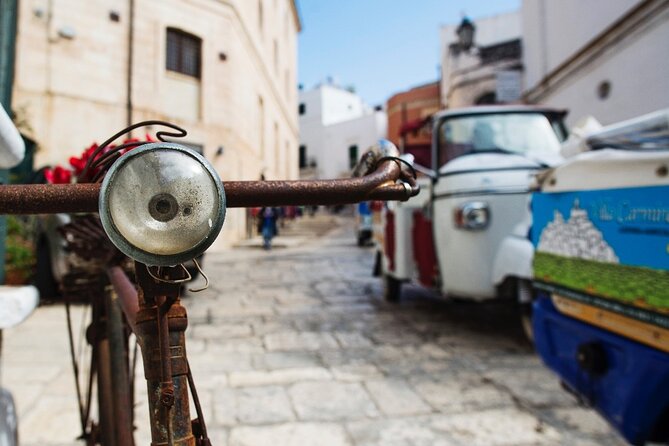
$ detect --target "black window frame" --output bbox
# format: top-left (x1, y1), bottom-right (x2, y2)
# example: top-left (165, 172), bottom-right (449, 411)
top-left (166, 28), bottom-right (202, 79)
top-left (348, 144), bottom-right (358, 169)
top-left (299, 145), bottom-right (307, 168)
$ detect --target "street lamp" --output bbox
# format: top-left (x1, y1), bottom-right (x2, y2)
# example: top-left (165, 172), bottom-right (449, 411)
top-left (456, 17), bottom-right (476, 52)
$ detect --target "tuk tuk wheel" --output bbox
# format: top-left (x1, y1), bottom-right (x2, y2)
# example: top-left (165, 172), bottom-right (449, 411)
top-left (383, 275), bottom-right (401, 302)
top-left (520, 303), bottom-right (534, 343)
top-left (517, 279), bottom-right (534, 343)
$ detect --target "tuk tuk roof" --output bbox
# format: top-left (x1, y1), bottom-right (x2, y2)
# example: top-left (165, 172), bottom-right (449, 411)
top-left (433, 105), bottom-right (568, 121)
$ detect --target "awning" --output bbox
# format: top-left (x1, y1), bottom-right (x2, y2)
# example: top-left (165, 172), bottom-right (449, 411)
top-left (399, 117), bottom-right (431, 137)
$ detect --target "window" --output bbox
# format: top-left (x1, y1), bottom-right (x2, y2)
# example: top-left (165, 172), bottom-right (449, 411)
top-left (437, 113), bottom-right (564, 167)
top-left (299, 145), bottom-right (307, 168)
top-left (166, 28), bottom-right (201, 78)
top-left (298, 103), bottom-right (306, 115)
top-left (597, 80), bottom-right (611, 100)
top-left (348, 145), bottom-right (358, 169)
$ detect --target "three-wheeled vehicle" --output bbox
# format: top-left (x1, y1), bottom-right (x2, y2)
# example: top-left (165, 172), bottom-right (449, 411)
top-left (375, 106), bottom-right (567, 334)
top-left (531, 109), bottom-right (669, 445)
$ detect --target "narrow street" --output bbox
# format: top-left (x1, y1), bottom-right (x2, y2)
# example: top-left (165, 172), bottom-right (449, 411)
top-left (3, 214), bottom-right (624, 445)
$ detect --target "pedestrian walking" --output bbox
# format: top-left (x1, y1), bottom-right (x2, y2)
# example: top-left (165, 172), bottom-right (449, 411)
top-left (258, 207), bottom-right (279, 250)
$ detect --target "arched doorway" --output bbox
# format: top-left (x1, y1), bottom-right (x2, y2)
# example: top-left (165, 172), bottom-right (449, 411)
top-left (475, 91), bottom-right (497, 105)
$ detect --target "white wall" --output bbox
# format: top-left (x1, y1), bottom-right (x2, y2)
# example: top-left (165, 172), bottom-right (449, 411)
top-left (522, 0), bottom-right (669, 126)
top-left (299, 84), bottom-right (383, 178)
top-left (320, 111), bottom-right (387, 179)
top-left (320, 85), bottom-right (369, 126)
top-left (532, 9), bottom-right (669, 126)
top-left (522, 0), bottom-right (642, 90)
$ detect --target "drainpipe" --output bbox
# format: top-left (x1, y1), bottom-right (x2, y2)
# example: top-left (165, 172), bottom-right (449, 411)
top-left (126, 0), bottom-right (135, 129)
top-left (0, 0), bottom-right (19, 284)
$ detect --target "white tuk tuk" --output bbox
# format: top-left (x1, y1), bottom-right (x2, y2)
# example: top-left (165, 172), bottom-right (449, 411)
top-left (375, 106), bottom-right (568, 334)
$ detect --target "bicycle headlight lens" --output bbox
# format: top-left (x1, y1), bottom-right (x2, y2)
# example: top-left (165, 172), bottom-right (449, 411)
top-left (99, 143), bottom-right (225, 266)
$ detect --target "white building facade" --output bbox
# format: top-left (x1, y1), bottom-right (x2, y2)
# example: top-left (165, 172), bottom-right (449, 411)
top-left (523, 0), bottom-right (669, 126)
top-left (298, 83), bottom-right (387, 179)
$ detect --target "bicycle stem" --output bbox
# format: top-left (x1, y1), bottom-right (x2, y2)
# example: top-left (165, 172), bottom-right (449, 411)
top-left (134, 263), bottom-right (195, 446)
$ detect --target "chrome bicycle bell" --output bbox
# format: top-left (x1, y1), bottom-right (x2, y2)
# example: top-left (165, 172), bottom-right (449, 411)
top-left (99, 143), bottom-right (225, 266)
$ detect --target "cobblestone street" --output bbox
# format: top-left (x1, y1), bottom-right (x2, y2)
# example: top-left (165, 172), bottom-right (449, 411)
top-left (3, 214), bottom-right (625, 445)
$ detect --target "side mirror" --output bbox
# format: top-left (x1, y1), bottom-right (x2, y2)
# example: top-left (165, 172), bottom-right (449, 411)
top-left (411, 162), bottom-right (437, 180)
top-left (99, 143), bottom-right (226, 266)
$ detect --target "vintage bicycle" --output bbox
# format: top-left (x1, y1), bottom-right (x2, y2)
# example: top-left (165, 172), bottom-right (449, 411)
top-left (0, 121), bottom-right (417, 445)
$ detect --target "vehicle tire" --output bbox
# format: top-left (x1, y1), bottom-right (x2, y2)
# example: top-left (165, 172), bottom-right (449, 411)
top-left (517, 279), bottom-right (535, 343)
top-left (383, 274), bottom-right (402, 303)
top-left (520, 303), bottom-right (534, 343)
top-left (372, 251), bottom-right (382, 277)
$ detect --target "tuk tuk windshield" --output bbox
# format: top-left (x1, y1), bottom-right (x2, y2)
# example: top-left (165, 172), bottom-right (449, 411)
top-left (438, 113), bottom-right (565, 167)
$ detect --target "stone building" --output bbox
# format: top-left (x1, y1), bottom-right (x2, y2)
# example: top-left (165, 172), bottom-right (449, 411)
top-left (11, 0), bottom-right (300, 247)
top-left (522, 0), bottom-right (669, 126)
top-left (440, 11), bottom-right (522, 109)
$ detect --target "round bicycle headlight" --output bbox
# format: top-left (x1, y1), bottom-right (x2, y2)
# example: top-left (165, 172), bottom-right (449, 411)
top-left (99, 143), bottom-right (225, 266)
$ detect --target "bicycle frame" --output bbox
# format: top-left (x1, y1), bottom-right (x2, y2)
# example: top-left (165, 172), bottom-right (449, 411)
top-left (0, 154), bottom-right (417, 445)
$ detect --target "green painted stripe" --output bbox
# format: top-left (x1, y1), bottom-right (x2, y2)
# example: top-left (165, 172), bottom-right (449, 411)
top-left (534, 281), bottom-right (669, 330)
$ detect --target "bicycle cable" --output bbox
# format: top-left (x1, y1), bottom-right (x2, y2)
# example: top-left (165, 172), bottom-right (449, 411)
top-left (79, 120), bottom-right (187, 182)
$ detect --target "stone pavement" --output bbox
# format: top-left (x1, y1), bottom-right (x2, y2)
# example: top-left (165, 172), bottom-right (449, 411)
top-left (2, 214), bottom-right (626, 445)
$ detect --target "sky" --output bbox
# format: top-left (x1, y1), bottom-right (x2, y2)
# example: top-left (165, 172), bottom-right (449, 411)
top-left (297, 0), bottom-right (520, 106)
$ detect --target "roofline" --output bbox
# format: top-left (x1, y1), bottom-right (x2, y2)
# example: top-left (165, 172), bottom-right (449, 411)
top-left (433, 105), bottom-right (567, 120)
top-left (291, 0), bottom-right (302, 32)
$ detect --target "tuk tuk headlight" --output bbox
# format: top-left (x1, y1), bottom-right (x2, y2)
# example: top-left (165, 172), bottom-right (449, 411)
top-left (99, 143), bottom-right (225, 266)
top-left (454, 201), bottom-right (489, 230)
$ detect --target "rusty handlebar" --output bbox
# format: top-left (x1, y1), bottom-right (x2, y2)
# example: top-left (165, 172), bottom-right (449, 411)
top-left (0, 158), bottom-right (418, 215)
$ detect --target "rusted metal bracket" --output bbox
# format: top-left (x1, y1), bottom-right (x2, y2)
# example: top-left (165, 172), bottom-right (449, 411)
top-left (134, 262), bottom-right (195, 446)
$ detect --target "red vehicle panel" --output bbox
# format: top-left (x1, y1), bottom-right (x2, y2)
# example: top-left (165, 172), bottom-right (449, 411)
top-left (412, 211), bottom-right (437, 288)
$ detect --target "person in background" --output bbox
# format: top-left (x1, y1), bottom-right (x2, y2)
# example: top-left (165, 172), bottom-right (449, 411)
top-left (356, 201), bottom-right (373, 246)
top-left (258, 207), bottom-right (279, 250)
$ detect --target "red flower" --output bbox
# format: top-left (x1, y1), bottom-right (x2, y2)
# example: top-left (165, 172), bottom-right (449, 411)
top-left (49, 136), bottom-right (156, 184)
top-left (44, 165), bottom-right (72, 184)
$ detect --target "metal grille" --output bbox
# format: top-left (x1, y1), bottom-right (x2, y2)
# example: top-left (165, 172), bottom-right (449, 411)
top-left (166, 28), bottom-right (201, 78)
